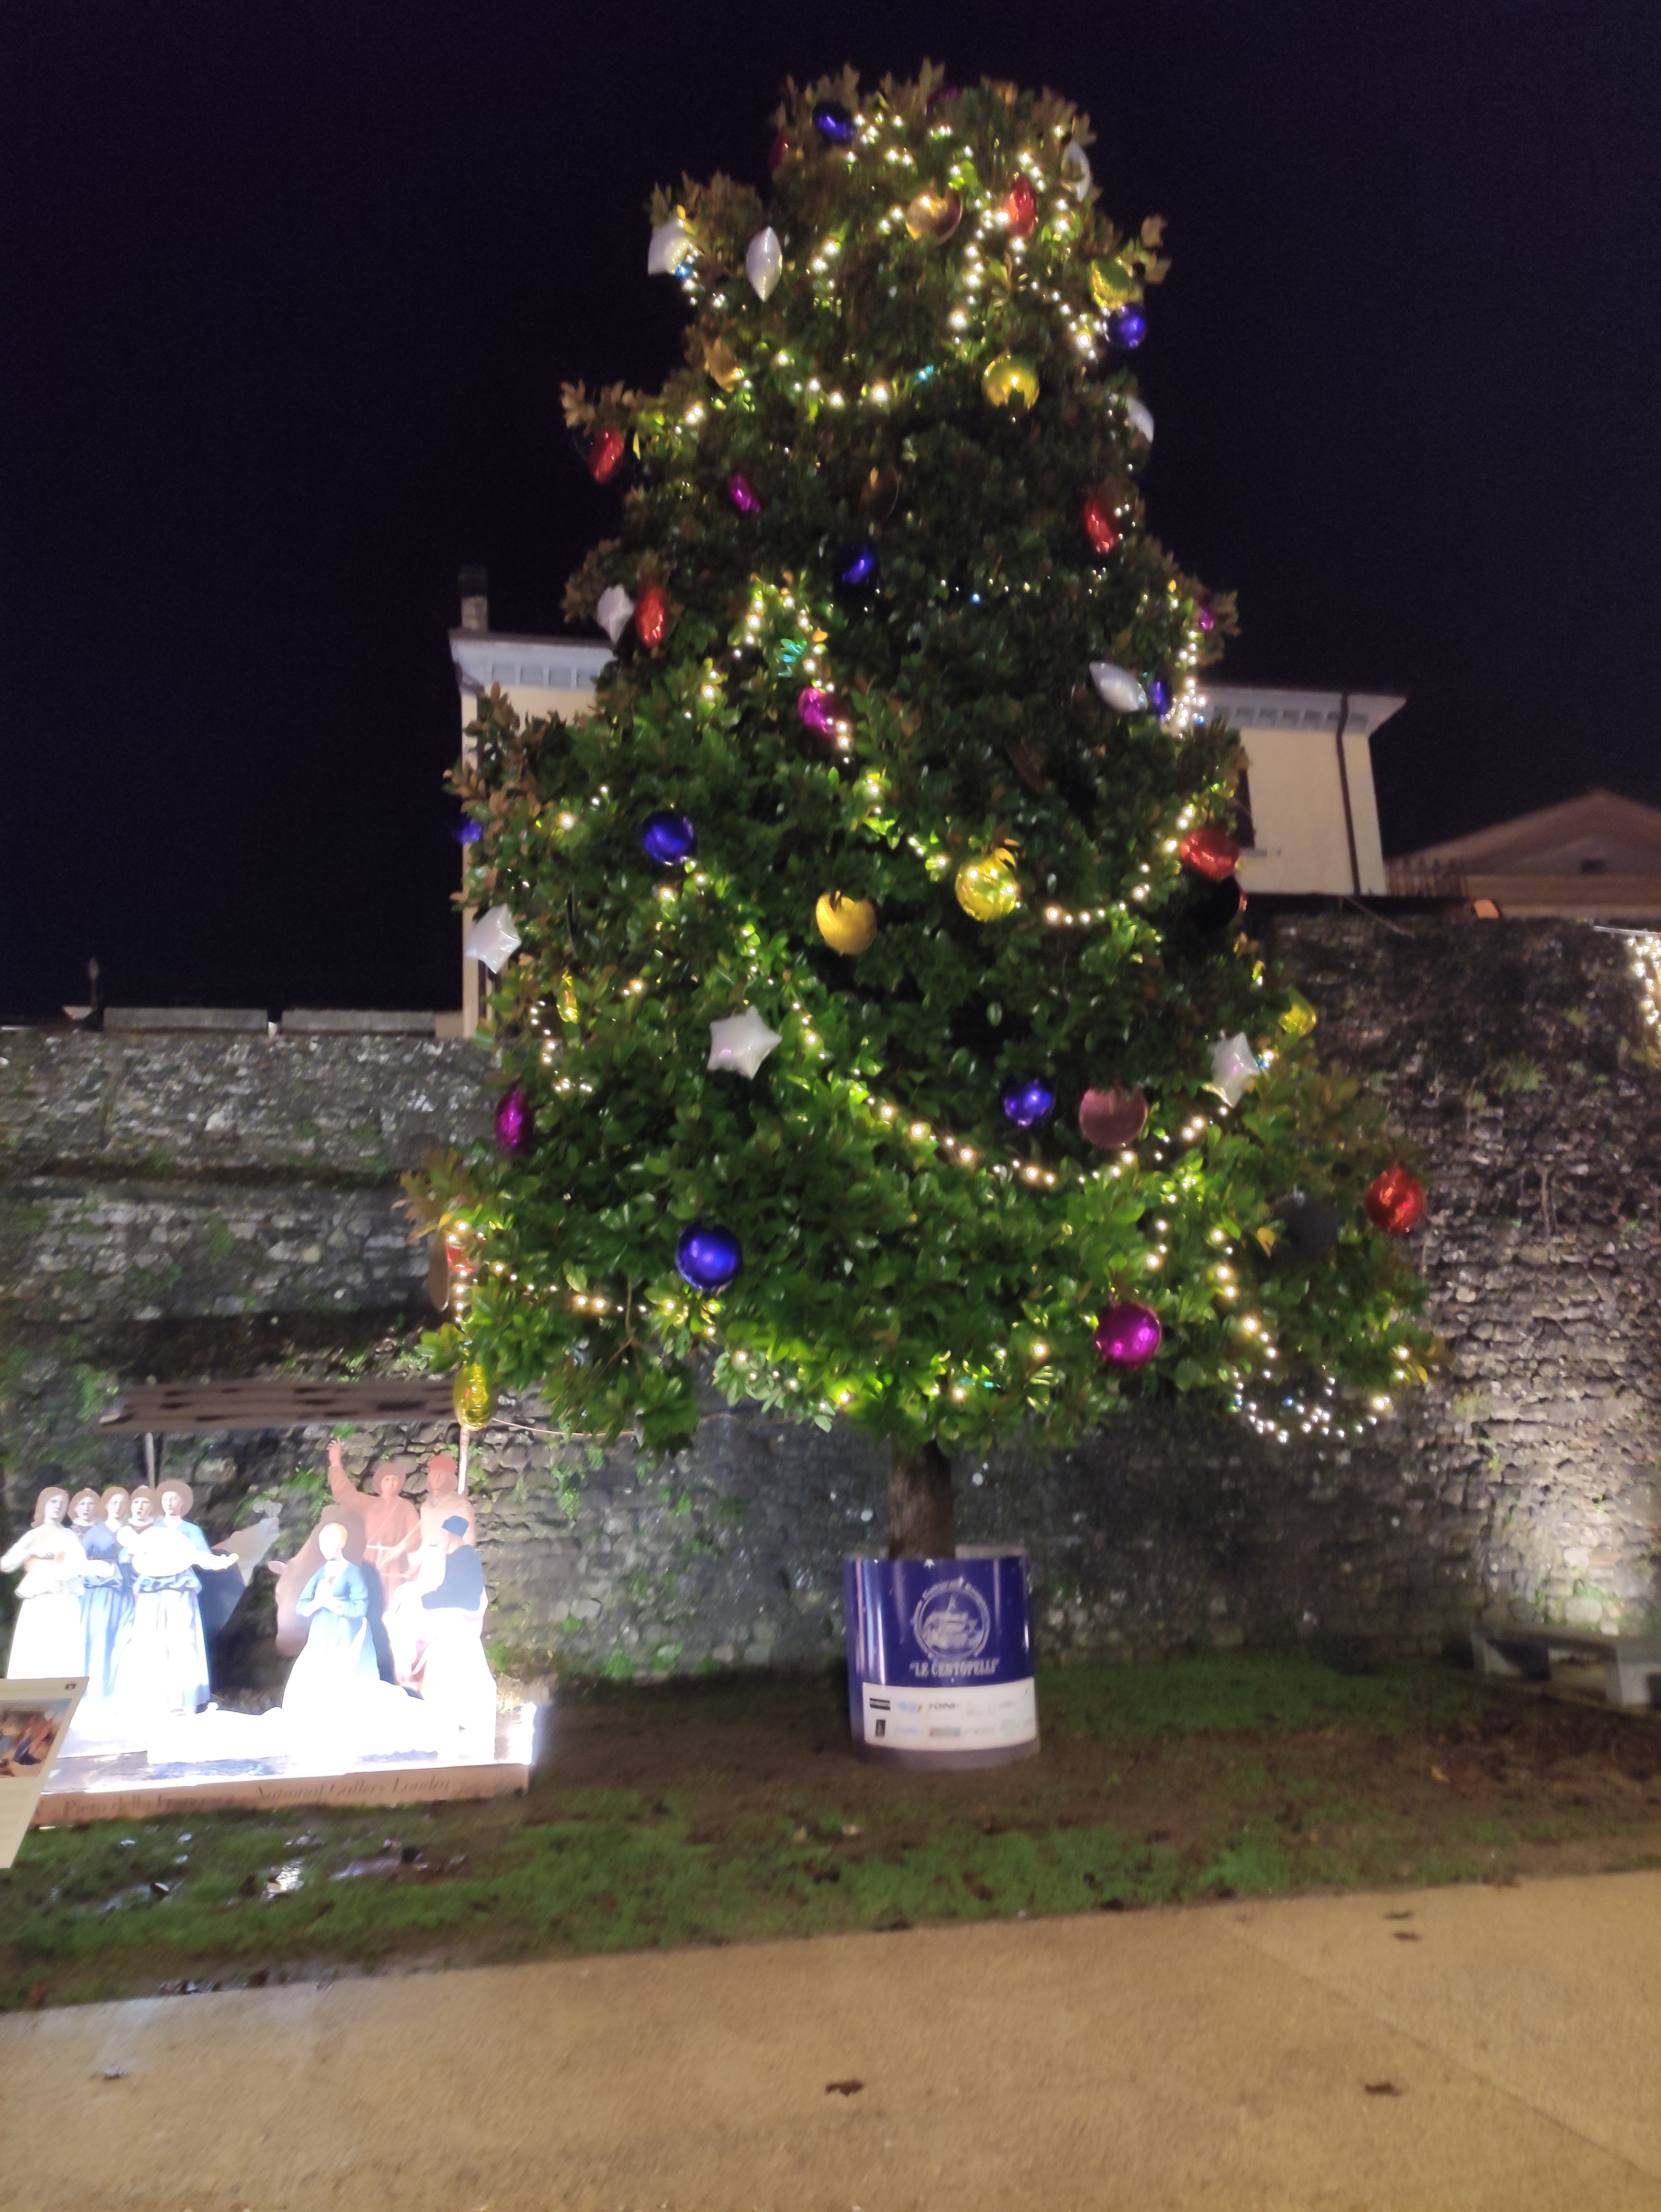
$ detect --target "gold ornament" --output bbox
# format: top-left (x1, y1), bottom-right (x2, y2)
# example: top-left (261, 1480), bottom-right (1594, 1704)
top-left (859, 463), bottom-right (900, 524)
top-left (453, 1361), bottom-right (494, 1427)
top-left (982, 354), bottom-right (1039, 411)
top-left (904, 186), bottom-right (963, 242)
top-left (702, 336), bottom-right (743, 393)
top-left (815, 892), bottom-right (878, 955)
top-left (1088, 256), bottom-right (1136, 311)
top-left (1280, 989), bottom-right (1318, 1040)
top-left (954, 846), bottom-right (1021, 921)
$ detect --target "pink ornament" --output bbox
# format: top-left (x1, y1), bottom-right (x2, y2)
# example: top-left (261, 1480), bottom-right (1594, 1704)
top-left (726, 473), bottom-right (762, 516)
top-left (1078, 1086), bottom-right (1149, 1150)
top-left (1095, 1302), bottom-right (1163, 1366)
top-left (494, 1085), bottom-right (533, 1154)
top-left (797, 686), bottom-right (838, 737)
top-left (1197, 606), bottom-right (1217, 633)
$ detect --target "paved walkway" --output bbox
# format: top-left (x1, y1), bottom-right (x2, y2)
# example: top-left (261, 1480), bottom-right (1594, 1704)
top-left (2, 1869), bottom-right (1658, 2211)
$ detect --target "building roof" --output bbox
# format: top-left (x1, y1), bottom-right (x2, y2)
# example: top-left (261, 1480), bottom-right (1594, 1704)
top-left (449, 630), bottom-right (610, 697)
top-left (1199, 684), bottom-right (1406, 739)
top-left (1393, 787), bottom-right (1661, 875)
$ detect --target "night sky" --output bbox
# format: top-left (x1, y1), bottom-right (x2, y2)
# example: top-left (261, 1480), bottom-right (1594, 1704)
top-left (3, 2), bottom-right (1657, 1019)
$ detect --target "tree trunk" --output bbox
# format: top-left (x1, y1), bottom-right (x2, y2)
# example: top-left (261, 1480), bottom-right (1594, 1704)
top-left (887, 1438), bottom-right (955, 1559)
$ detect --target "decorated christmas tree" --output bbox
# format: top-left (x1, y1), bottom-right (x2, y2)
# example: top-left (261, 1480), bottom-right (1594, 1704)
top-left (410, 66), bottom-right (1431, 1557)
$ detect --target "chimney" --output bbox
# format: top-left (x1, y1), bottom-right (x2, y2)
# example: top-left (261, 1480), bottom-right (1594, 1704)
top-left (458, 564), bottom-right (489, 634)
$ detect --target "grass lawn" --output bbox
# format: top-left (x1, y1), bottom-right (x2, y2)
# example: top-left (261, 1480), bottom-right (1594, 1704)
top-left (4, 1650), bottom-right (1659, 2012)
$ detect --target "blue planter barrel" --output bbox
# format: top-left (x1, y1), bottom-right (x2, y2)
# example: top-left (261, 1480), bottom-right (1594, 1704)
top-left (842, 1550), bottom-right (1038, 1766)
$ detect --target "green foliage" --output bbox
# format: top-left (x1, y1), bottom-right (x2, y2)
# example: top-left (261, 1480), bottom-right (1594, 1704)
top-left (7, 1652), bottom-right (1655, 2007)
top-left (413, 67), bottom-right (1430, 1461)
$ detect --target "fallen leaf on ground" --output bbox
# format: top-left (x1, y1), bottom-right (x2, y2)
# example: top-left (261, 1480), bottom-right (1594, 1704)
top-left (1431, 1766), bottom-right (1450, 1783)
top-left (826, 2079), bottom-right (864, 2097)
top-left (1364, 2081), bottom-right (1403, 2097)
top-left (1393, 1931), bottom-right (1422, 1942)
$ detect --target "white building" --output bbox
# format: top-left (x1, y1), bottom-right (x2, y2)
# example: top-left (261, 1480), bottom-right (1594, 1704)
top-left (446, 596), bottom-right (1402, 1027)
top-left (1201, 684), bottom-right (1404, 899)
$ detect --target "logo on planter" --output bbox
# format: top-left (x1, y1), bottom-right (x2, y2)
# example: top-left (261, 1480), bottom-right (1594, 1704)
top-left (911, 1579), bottom-right (992, 1664)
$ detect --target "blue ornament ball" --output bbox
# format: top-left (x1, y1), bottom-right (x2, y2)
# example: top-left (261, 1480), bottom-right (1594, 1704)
top-left (640, 809), bottom-right (697, 865)
top-left (1001, 1077), bottom-right (1056, 1128)
top-left (675, 1221), bottom-right (742, 1294)
top-left (452, 816), bottom-right (483, 845)
top-left (1107, 307), bottom-right (1146, 349)
top-left (836, 542), bottom-right (878, 591)
top-left (813, 101), bottom-right (854, 145)
top-left (1144, 675), bottom-right (1172, 717)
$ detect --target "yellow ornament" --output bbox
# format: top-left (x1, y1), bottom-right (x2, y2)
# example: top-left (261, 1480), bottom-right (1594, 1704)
top-left (703, 336), bottom-right (743, 393)
top-left (558, 970), bottom-right (580, 1026)
top-left (453, 1361), bottom-right (494, 1427)
top-left (955, 847), bottom-right (1021, 921)
top-left (1280, 989), bottom-right (1318, 1040)
top-left (982, 354), bottom-right (1039, 412)
top-left (1088, 256), bottom-right (1136, 311)
top-left (815, 892), bottom-right (878, 955)
top-left (904, 186), bottom-right (963, 242)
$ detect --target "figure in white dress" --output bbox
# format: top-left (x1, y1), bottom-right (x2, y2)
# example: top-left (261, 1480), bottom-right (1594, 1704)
top-left (417, 1515), bottom-right (496, 1740)
top-left (2, 1486), bottom-right (114, 1677)
top-left (68, 1489), bottom-right (128, 1701)
top-left (115, 1479), bottom-right (239, 1718)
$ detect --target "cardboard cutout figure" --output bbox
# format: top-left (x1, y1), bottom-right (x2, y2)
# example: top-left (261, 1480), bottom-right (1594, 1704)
top-left (269, 1485), bottom-right (367, 1660)
top-left (116, 1488), bottom-right (238, 1718)
top-left (2, 1489), bottom-right (111, 1677)
top-left (282, 1523), bottom-right (383, 1729)
top-left (68, 1489), bottom-right (128, 1700)
top-left (327, 1441), bottom-right (421, 1594)
top-left (383, 1459), bottom-right (480, 1689)
top-left (418, 1515), bottom-right (495, 1737)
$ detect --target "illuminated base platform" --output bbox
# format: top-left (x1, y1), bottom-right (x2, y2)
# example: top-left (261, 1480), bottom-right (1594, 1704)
top-left (34, 1699), bottom-right (540, 1825)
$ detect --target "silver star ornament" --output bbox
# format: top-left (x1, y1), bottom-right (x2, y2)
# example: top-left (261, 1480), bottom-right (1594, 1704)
top-left (708, 1007), bottom-right (781, 1079)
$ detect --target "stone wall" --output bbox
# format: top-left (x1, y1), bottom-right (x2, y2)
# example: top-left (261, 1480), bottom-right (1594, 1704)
top-left (2, 917), bottom-right (1658, 1679)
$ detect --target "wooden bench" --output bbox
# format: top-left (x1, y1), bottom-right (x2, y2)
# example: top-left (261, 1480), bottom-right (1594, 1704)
top-left (1471, 1622), bottom-right (1661, 1710)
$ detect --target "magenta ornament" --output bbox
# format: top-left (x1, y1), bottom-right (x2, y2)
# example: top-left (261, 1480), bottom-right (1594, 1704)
top-left (1094, 1301), bottom-right (1162, 1367)
top-left (494, 1085), bottom-right (533, 1154)
top-left (726, 473), bottom-right (763, 516)
top-left (797, 686), bottom-right (837, 737)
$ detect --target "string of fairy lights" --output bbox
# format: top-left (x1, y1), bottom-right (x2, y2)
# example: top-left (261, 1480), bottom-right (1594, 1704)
top-left (448, 92), bottom-right (1414, 1451)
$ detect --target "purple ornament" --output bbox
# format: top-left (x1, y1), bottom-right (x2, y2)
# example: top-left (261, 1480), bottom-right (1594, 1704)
top-left (675, 1221), bottom-right (742, 1294)
top-left (813, 101), bottom-right (854, 145)
top-left (1094, 1300), bottom-right (1163, 1366)
top-left (727, 473), bottom-right (763, 517)
top-left (1106, 307), bottom-right (1146, 349)
top-left (1197, 605), bottom-right (1216, 633)
top-left (1001, 1077), bottom-right (1056, 1128)
top-left (836, 542), bottom-right (878, 591)
top-left (494, 1085), bottom-right (532, 1154)
top-left (452, 816), bottom-right (483, 845)
top-left (797, 686), bottom-right (837, 737)
top-left (640, 809), bottom-right (697, 865)
top-left (1144, 675), bottom-right (1172, 717)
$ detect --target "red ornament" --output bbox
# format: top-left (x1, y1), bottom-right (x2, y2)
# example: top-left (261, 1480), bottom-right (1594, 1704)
top-left (586, 424), bottom-right (625, 485)
top-left (1081, 492), bottom-right (1120, 555)
top-left (633, 583), bottom-right (670, 649)
top-left (1078, 1086), bottom-right (1149, 1150)
top-left (1364, 1163), bottom-right (1426, 1236)
top-left (767, 130), bottom-right (791, 173)
top-left (1178, 826), bottom-right (1240, 882)
top-left (1001, 175), bottom-right (1037, 239)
